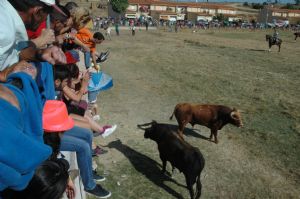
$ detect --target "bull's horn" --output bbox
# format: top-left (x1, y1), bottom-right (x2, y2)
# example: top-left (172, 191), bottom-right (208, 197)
top-left (137, 125), bottom-right (147, 130)
top-left (137, 121), bottom-right (157, 129)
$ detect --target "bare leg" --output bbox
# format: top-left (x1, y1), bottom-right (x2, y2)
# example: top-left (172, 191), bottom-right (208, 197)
top-left (84, 113), bottom-right (104, 133)
top-left (70, 113), bottom-right (104, 133)
top-left (70, 114), bottom-right (92, 130)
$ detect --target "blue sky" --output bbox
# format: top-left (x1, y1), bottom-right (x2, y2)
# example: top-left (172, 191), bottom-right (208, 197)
top-left (172, 0), bottom-right (295, 3)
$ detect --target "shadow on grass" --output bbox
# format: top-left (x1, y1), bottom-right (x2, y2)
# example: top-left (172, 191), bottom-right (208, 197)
top-left (145, 122), bottom-right (209, 141)
top-left (106, 140), bottom-right (186, 199)
top-left (247, 49), bottom-right (268, 52)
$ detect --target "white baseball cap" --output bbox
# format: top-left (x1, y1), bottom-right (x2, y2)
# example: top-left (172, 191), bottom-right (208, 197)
top-left (39, 0), bottom-right (67, 16)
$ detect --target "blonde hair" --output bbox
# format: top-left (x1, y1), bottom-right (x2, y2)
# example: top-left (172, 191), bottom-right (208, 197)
top-left (71, 7), bottom-right (91, 30)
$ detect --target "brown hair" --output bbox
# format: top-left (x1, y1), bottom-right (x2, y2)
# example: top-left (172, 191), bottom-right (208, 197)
top-left (71, 7), bottom-right (91, 30)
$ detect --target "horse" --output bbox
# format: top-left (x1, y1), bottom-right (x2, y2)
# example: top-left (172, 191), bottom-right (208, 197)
top-left (266, 34), bottom-right (282, 52)
top-left (294, 32), bottom-right (300, 40)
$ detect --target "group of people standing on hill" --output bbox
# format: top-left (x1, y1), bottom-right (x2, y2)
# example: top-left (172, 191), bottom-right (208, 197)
top-left (0, 0), bottom-right (117, 198)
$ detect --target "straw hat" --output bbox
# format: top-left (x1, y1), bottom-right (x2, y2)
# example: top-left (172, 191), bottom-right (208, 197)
top-left (43, 100), bottom-right (74, 132)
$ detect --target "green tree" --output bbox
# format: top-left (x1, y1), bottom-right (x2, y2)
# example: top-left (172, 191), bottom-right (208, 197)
top-left (110, 0), bottom-right (129, 13)
top-left (213, 14), bottom-right (228, 22)
top-left (295, 0), bottom-right (300, 5)
top-left (251, 3), bottom-right (264, 9)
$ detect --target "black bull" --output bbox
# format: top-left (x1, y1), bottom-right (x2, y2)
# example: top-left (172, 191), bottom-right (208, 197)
top-left (138, 121), bottom-right (205, 199)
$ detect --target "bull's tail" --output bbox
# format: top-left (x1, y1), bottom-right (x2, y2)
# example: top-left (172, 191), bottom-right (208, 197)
top-left (169, 111), bottom-right (174, 120)
top-left (195, 174), bottom-right (202, 199)
top-left (169, 106), bottom-right (177, 120)
top-left (194, 150), bottom-right (205, 199)
top-left (170, 104), bottom-right (181, 120)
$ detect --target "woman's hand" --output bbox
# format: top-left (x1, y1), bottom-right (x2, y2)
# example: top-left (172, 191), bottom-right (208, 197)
top-left (66, 178), bottom-right (76, 199)
top-left (82, 71), bottom-right (90, 82)
top-left (80, 71), bottom-right (90, 94)
top-left (31, 29), bottom-right (55, 48)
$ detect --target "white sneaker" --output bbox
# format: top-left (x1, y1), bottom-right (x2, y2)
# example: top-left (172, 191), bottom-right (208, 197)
top-left (101, 124), bottom-right (117, 138)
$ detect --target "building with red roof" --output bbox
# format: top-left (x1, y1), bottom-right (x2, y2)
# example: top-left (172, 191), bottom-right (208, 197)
top-left (120, 0), bottom-right (238, 22)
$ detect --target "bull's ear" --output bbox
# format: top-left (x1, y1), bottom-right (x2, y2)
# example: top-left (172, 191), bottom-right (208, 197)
top-left (232, 107), bottom-right (237, 111)
top-left (152, 120), bottom-right (157, 125)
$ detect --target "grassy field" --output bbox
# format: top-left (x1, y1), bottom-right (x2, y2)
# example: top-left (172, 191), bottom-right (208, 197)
top-left (90, 28), bottom-right (300, 199)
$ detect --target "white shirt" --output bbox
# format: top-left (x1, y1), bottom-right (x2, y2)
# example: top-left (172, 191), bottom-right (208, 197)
top-left (106, 27), bottom-right (111, 34)
top-left (0, 0), bottom-right (28, 71)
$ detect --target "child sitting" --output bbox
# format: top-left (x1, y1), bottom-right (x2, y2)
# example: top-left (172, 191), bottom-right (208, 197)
top-left (53, 63), bottom-right (117, 138)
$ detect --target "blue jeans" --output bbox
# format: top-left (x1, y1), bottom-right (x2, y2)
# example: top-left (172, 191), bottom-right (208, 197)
top-left (88, 90), bottom-right (100, 103)
top-left (60, 126), bottom-right (96, 190)
top-left (84, 51), bottom-right (91, 69)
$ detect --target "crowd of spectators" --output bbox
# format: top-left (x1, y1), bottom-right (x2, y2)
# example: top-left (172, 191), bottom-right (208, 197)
top-left (0, 0), bottom-right (116, 198)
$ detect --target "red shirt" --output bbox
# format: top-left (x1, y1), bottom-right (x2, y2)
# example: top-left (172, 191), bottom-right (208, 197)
top-left (27, 21), bottom-right (46, 39)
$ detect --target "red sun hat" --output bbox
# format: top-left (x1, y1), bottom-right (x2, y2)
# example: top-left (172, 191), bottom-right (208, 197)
top-left (43, 100), bottom-right (74, 132)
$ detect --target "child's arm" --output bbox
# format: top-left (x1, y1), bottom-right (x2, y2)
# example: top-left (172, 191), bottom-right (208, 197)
top-left (91, 51), bottom-right (98, 70)
top-left (72, 37), bottom-right (90, 53)
top-left (62, 72), bottom-right (90, 102)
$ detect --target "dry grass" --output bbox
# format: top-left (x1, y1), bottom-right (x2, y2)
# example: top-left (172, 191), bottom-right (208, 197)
top-left (90, 28), bottom-right (300, 199)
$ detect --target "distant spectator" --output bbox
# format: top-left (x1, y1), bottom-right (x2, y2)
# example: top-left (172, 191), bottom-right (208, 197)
top-left (105, 24), bottom-right (112, 40)
top-left (145, 20), bottom-right (149, 31)
top-left (131, 25), bottom-right (136, 36)
top-left (115, 22), bottom-right (120, 36)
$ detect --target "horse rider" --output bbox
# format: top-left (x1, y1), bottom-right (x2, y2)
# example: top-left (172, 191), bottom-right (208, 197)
top-left (273, 27), bottom-right (279, 43)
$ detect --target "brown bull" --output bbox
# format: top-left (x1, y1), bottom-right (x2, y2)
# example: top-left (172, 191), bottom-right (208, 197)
top-left (170, 103), bottom-right (243, 143)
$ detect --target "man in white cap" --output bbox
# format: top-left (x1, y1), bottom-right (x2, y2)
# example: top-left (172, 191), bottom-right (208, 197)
top-left (0, 0), bottom-right (67, 82)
